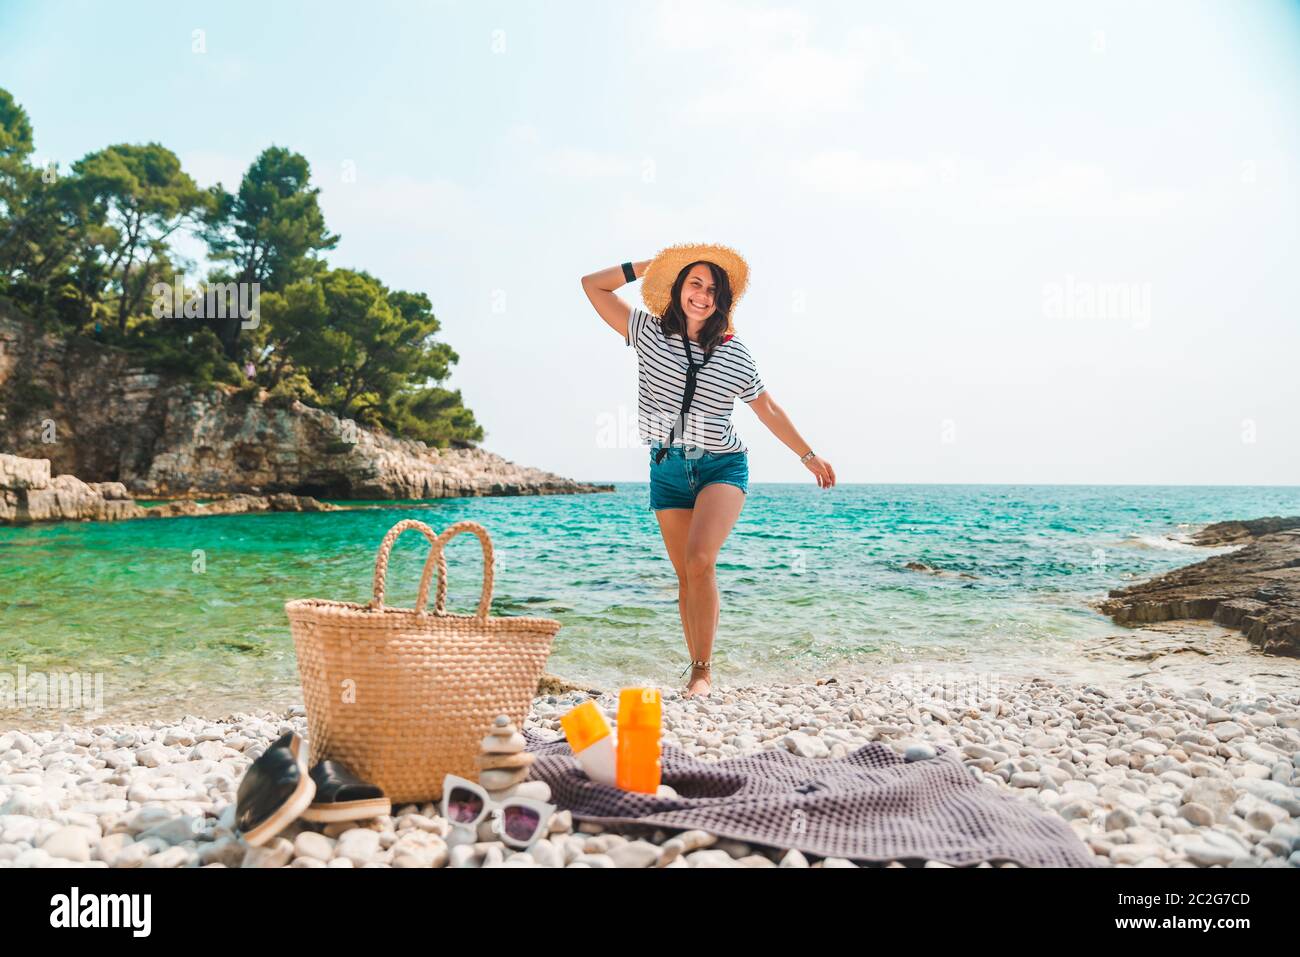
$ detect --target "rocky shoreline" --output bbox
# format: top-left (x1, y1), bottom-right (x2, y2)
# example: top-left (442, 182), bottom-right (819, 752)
top-left (1, 674), bottom-right (1297, 869)
top-left (1, 447), bottom-right (611, 525)
top-left (1101, 516), bottom-right (1300, 657)
top-left (1, 452), bottom-right (346, 524)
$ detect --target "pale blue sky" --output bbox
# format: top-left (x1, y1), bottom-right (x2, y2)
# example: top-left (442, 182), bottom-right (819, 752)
top-left (2, 0), bottom-right (1297, 484)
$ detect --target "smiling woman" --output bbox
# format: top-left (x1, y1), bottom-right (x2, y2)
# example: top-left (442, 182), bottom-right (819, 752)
top-left (581, 243), bottom-right (835, 698)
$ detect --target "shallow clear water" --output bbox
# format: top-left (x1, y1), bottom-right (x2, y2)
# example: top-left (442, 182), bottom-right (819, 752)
top-left (2, 484), bottom-right (1298, 721)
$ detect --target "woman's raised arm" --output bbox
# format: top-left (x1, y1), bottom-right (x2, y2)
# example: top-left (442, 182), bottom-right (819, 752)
top-left (748, 391), bottom-right (837, 488)
top-left (581, 259), bottom-right (651, 338)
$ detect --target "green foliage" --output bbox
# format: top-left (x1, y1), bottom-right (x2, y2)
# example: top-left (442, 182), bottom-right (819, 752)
top-left (0, 93), bottom-right (109, 328)
top-left (387, 385), bottom-right (485, 448)
top-left (123, 324), bottom-right (242, 386)
top-left (202, 146), bottom-right (338, 358)
top-left (266, 368), bottom-right (316, 405)
top-left (204, 147), bottom-right (337, 289)
top-left (0, 86), bottom-right (483, 450)
top-left (0, 89), bottom-right (34, 160)
top-left (253, 268), bottom-right (482, 445)
top-left (71, 142), bottom-right (214, 332)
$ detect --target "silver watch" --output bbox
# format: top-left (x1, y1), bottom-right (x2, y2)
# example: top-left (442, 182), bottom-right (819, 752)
top-left (799, 450), bottom-right (816, 464)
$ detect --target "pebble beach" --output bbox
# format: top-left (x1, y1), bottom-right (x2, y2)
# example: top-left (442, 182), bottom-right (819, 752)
top-left (3, 670), bottom-right (1298, 869)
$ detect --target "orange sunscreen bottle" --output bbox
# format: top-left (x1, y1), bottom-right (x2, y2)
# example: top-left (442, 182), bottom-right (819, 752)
top-left (560, 700), bottom-right (617, 786)
top-left (616, 687), bottom-right (662, 793)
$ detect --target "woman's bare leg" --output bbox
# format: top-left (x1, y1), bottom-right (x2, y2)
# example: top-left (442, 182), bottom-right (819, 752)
top-left (682, 483), bottom-right (746, 696)
top-left (654, 508), bottom-right (697, 660)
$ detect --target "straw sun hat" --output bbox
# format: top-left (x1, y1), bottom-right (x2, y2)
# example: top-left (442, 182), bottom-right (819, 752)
top-left (641, 242), bottom-right (750, 333)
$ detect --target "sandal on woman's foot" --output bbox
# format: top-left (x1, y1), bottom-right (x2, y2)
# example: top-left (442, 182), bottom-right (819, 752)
top-left (680, 659), bottom-right (712, 698)
top-left (235, 732), bottom-right (316, 846)
top-left (300, 760), bottom-right (391, 823)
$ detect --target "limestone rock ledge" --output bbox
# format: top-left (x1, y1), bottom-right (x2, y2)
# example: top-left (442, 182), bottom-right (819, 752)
top-left (1099, 517), bottom-right (1300, 657)
top-left (0, 454), bottom-right (339, 524)
top-left (132, 395), bottom-right (608, 500)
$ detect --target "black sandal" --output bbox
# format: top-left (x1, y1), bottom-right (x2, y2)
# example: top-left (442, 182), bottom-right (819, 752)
top-left (235, 732), bottom-right (316, 846)
top-left (300, 759), bottom-right (391, 823)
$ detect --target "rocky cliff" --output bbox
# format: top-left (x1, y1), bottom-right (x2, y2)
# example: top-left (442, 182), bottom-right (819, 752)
top-left (1100, 517), bottom-right (1300, 657)
top-left (0, 453), bottom-right (345, 524)
top-left (0, 313), bottom-right (610, 500)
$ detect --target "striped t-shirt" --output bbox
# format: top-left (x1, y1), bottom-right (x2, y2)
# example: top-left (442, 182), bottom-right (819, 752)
top-left (625, 306), bottom-right (765, 453)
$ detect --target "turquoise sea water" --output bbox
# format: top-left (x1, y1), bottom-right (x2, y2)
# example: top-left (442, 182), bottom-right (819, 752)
top-left (2, 484), bottom-right (1298, 722)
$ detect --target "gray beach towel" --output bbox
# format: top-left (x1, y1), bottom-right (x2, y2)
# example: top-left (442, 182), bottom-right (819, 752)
top-left (524, 729), bottom-right (1096, 867)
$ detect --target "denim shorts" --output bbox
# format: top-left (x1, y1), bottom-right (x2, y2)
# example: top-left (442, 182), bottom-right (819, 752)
top-left (648, 443), bottom-right (749, 511)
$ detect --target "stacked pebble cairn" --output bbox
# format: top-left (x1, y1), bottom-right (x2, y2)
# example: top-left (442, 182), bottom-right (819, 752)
top-left (473, 715), bottom-right (552, 842)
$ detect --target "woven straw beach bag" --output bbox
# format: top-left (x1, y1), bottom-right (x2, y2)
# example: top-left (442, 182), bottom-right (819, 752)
top-left (285, 518), bottom-right (561, 803)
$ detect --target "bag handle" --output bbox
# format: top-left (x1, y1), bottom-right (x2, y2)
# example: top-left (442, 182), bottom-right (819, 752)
top-left (370, 519), bottom-right (440, 611)
top-left (369, 518), bottom-right (494, 618)
top-left (423, 520), bottom-right (495, 618)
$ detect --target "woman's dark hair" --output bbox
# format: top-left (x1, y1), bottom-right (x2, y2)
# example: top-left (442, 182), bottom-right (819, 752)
top-left (659, 261), bottom-right (733, 356)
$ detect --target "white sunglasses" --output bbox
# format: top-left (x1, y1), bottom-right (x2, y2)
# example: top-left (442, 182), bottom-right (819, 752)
top-left (440, 774), bottom-right (556, 850)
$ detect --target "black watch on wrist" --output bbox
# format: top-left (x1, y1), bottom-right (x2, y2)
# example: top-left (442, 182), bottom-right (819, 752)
top-left (621, 262), bottom-right (637, 283)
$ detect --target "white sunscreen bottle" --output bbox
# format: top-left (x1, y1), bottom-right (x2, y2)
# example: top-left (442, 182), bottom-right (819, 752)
top-left (560, 700), bottom-right (617, 786)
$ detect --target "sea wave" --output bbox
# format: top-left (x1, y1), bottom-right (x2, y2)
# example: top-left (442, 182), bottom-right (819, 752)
top-left (1123, 533), bottom-right (1199, 551)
